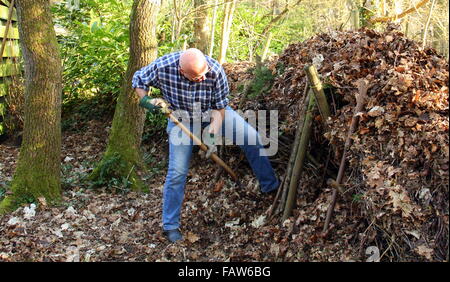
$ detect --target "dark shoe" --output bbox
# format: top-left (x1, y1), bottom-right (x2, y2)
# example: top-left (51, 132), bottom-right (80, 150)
top-left (261, 178), bottom-right (280, 194)
top-left (163, 229), bottom-right (183, 243)
top-left (262, 187), bottom-right (278, 194)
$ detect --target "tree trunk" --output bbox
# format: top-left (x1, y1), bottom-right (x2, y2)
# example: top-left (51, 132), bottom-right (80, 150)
top-left (193, 0), bottom-right (209, 53)
top-left (218, 0), bottom-right (236, 64)
top-left (422, 0), bottom-right (436, 49)
top-left (0, 0), bottom-right (62, 214)
top-left (88, 0), bottom-right (160, 192)
top-left (260, 31), bottom-right (272, 63)
top-left (208, 0), bottom-right (218, 57)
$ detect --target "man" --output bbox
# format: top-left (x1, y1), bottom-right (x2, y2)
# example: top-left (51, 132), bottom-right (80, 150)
top-left (132, 48), bottom-right (279, 243)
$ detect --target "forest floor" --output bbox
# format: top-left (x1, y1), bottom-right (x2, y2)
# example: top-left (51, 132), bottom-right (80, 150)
top-left (0, 118), bottom-right (360, 262)
top-left (2, 27), bottom-right (447, 262)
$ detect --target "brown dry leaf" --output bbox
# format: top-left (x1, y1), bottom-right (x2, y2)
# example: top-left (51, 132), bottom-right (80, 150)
top-left (359, 127), bottom-right (370, 135)
top-left (388, 187), bottom-right (414, 218)
top-left (415, 245), bottom-right (433, 260)
top-left (214, 179), bottom-right (224, 193)
top-left (186, 232), bottom-right (200, 243)
top-left (37, 197), bottom-right (47, 207)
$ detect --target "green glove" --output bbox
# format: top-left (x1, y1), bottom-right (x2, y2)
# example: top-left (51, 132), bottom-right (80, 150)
top-left (139, 96), bottom-right (159, 113)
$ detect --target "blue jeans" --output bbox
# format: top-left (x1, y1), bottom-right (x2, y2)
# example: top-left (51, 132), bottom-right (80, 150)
top-left (162, 106), bottom-right (279, 231)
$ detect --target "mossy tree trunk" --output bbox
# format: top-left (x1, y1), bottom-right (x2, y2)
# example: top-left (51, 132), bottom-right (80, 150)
top-left (0, 0), bottom-right (62, 214)
top-left (88, 0), bottom-right (160, 192)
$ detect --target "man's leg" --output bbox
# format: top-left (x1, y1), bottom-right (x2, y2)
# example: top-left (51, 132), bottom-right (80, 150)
top-left (162, 120), bottom-right (193, 233)
top-left (221, 106), bottom-right (279, 193)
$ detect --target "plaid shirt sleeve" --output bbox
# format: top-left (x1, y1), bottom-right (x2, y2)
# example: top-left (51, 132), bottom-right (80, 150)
top-left (132, 62), bottom-right (159, 91)
top-left (212, 66), bottom-right (229, 109)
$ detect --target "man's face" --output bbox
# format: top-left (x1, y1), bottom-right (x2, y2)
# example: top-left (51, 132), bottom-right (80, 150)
top-left (179, 64), bottom-right (209, 82)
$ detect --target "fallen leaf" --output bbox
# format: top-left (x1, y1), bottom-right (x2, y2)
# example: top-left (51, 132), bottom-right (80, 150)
top-left (186, 232), bottom-right (200, 243)
top-left (415, 245), bottom-right (433, 260)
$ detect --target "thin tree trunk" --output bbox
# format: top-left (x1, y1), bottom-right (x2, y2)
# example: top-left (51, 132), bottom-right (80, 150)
top-left (0, 0), bottom-right (62, 213)
top-left (218, 0), bottom-right (236, 64)
top-left (422, 0), bottom-right (436, 49)
top-left (253, 0), bottom-right (302, 60)
top-left (171, 12), bottom-right (176, 43)
top-left (260, 32), bottom-right (272, 63)
top-left (208, 0), bottom-right (218, 57)
top-left (88, 0), bottom-right (160, 192)
top-left (193, 0), bottom-right (210, 53)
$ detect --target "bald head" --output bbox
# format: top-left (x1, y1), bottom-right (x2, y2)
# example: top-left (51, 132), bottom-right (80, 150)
top-left (179, 48), bottom-right (208, 82)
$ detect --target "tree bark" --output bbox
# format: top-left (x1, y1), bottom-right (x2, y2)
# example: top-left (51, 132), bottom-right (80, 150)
top-left (260, 32), bottom-right (272, 63)
top-left (208, 0), bottom-right (218, 57)
top-left (88, 0), bottom-right (160, 192)
top-left (218, 0), bottom-right (236, 64)
top-left (0, 0), bottom-right (62, 213)
top-left (422, 0), bottom-right (436, 49)
top-left (193, 0), bottom-right (210, 53)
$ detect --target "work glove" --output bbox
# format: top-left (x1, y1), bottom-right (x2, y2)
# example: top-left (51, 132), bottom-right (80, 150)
top-left (203, 133), bottom-right (217, 159)
top-left (139, 96), bottom-right (171, 114)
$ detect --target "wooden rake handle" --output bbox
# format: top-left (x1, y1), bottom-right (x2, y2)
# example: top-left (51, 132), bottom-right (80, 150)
top-left (164, 109), bottom-right (238, 182)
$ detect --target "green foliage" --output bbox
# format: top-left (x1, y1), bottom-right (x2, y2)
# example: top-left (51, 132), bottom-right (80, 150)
top-left (88, 152), bottom-right (132, 193)
top-left (352, 193), bottom-right (364, 203)
top-left (142, 152), bottom-right (167, 178)
top-left (207, 3), bottom-right (317, 62)
top-left (52, 0), bottom-right (132, 123)
top-left (247, 66), bottom-right (275, 98)
top-left (142, 110), bottom-right (167, 142)
top-left (0, 185), bottom-right (6, 202)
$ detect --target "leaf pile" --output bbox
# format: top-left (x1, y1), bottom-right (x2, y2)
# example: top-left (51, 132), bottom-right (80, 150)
top-left (222, 61), bottom-right (256, 94)
top-left (256, 26), bottom-right (448, 261)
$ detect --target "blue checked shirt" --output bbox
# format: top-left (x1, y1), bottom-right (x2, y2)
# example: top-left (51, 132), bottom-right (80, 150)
top-left (132, 51), bottom-right (229, 115)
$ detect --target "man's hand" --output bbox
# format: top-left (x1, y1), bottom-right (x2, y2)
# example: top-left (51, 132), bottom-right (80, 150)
top-left (150, 98), bottom-right (168, 108)
top-left (139, 96), bottom-right (171, 114)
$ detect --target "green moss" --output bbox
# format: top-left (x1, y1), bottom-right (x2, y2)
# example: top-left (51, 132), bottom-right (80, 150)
top-left (87, 149), bottom-right (148, 193)
top-left (0, 196), bottom-right (15, 215)
top-left (0, 173), bottom-right (61, 215)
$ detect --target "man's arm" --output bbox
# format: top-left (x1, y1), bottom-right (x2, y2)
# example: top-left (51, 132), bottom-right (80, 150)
top-left (135, 88), bottom-right (148, 99)
top-left (209, 109), bottom-right (225, 134)
top-left (209, 64), bottom-right (229, 134)
top-left (132, 62), bottom-right (159, 96)
top-left (133, 62), bottom-right (170, 110)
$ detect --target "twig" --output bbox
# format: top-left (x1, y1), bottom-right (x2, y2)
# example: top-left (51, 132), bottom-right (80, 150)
top-left (322, 79), bottom-right (369, 234)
